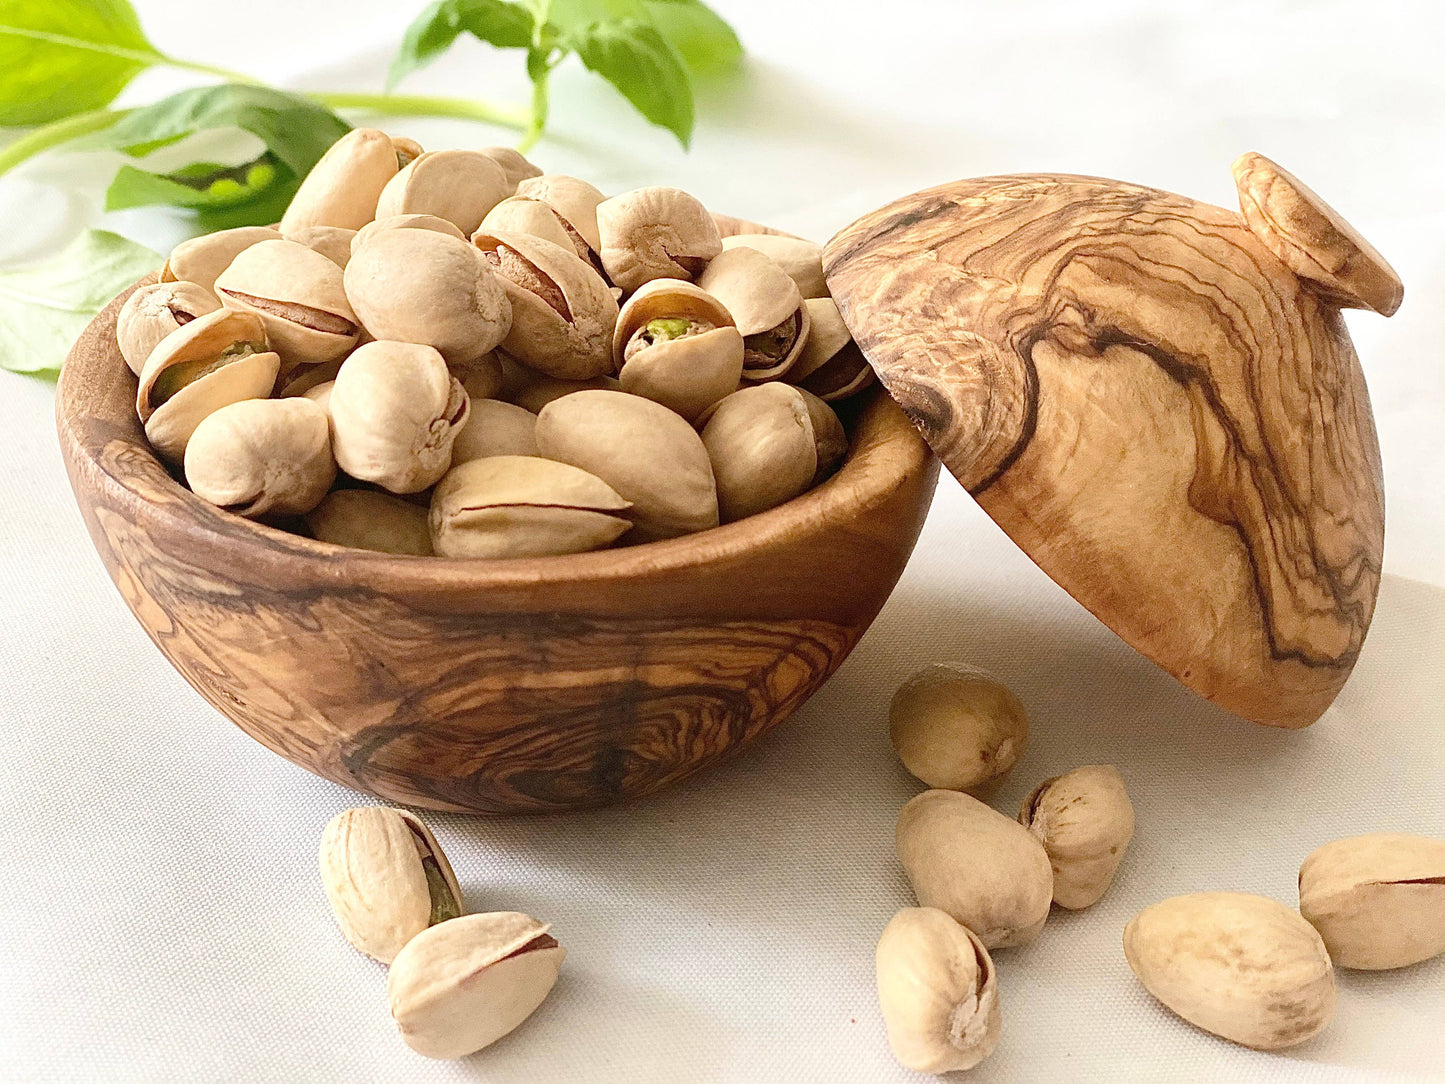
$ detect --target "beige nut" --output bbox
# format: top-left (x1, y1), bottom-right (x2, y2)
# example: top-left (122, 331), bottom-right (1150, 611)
top-left (797, 387), bottom-right (847, 485)
top-left (1298, 833), bottom-right (1445, 970)
top-left (387, 911), bottom-right (565, 1059)
top-left (162, 226), bottom-right (282, 294)
top-left (344, 228), bottom-right (511, 365)
top-left (510, 372), bottom-right (620, 413)
top-left (213, 239), bottom-right (360, 370)
top-left (279, 128), bottom-right (401, 233)
top-left (451, 353), bottom-right (504, 405)
top-left (376, 149), bottom-right (510, 236)
top-left (896, 789), bottom-right (1053, 948)
top-left (474, 230), bottom-right (618, 380)
top-left (136, 309), bottom-right (280, 463)
top-left (1020, 765), bottom-right (1135, 909)
top-left (1124, 892), bottom-right (1336, 1050)
top-left (319, 806), bottom-right (463, 965)
top-left (789, 296), bottom-right (875, 401)
top-left (876, 908), bottom-right (1001, 1074)
top-left (275, 355), bottom-right (343, 399)
top-left (515, 174), bottom-right (606, 255)
top-left (283, 225), bottom-right (356, 269)
top-left (720, 233), bottom-right (828, 298)
top-left (183, 397), bottom-right (335, 518)
top-left (306, 489), bottom-right (434, 556)
top-left (329, 341), bottom-right (470, 494)
top-left (889, 664), bottom-right (1029, 794)
top-left (429, 455), bottom-right (632, 559)
top-left (596, 186), bottom-right (723, 291)
top-left (535, 389), bottom-right (718, 542)
top-left (391, 135), bottom-right (424, 166)
top-left (479, 145), bottom-right (543, 190)
top-left (613, 278), bottom-right (742, 421)
top-left (450, 398), bottom-right (539, 464)
top-left (478, 196), bottom-right (577, 254)
top-left (301, 379), bottom-right (333, 413)
top-left (351, 213), bottom-right (465, 256)
top-left (697, 246), bottom-right (810, 380)
top-left (700, 384), bottom-right (817, 522)
top-left (116, 281), bottom-right (220, 376)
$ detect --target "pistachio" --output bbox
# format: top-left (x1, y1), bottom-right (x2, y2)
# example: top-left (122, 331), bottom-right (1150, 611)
top-left (1020, 765), bottom-right (1134, 909)
top-left (116, 281), bottom-right (220, 376)
top-left (697, 246), bottom-right (811, 380)
top-left (613, 278), bottom-right (742, 421)
top-left (450, 398), bottom-right (539, 464)
top-left (797, 387), bottom-right (847, 485)
top-left (479, 145), bottom-right (543, 190)
top-left (375, 149), bottom-right (510, 236)
top-left (387, 912), bottom-right (565, 1059)
top-left (344, 228), bottom-right (511, 365)
top-left (329, 341), bottom-right (470, 494)
top-left (213, 239), bottom-right (360, 371)
top-left (896, 789), bottom-right (1053, 948)
top-left (1298, 833), bottom-right (1445, 970)
top-left (302, 379), bottom-right (334, 413)
top-left (720, 233), bottom-right (828, 298)
top-left (700, 384), bottom-right (817, 521)
top-left (510, 373), bottom-right (619, 414)
top-left (876, 907), bottom-right (1001, 1074)
top-left (136, 309), bottom-right (280, 463)
top-left (889, 664), bottom-right (1029, 794)
top-left (478, 196), bottom-right (579, 254)
top-left (514, 174), bottom-right (606, 256)
top-left (474, 229), bottom-right (618, 379)
top-left (283, 224), bottom-right (356, 269)
top-left (1124, 892), bottom-right (1336, 1049)
top-left (596, 187), bottom-right (723, 291)
top-left (391, 135), bottom-right (425, 167)
top-left (279, 128), bottom-right (401, 233)
top-left (351, 213), bottom-right (466, 256)
top-left (275, 355), bottom-right (343, 399)
top-left (161, 225), bottom-right (282, 294)
top-left (306, 489), bottom-right (434, 555)
top-left (183, 397), bottom-right (336, 518)
top-left (318, 806), bottom-right (463, 965)
top-left (789, 296), bottom-right (875, 401)
top-left (429, 455), bottom-right (632, 558)
top-left (535, 389), bottom-right (718, 542)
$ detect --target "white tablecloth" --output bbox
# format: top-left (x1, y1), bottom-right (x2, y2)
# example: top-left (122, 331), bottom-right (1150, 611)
top-left (2, 2), bottom-right (1441, 1080)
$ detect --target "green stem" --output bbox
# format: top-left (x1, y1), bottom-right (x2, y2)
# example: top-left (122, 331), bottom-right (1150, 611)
top-left (0, 108), bottom-right (132, 177)
top-left (518, 65), bottom-right (553, 153)
top-left (156, 54), bottom-right (265, 86)
top-left (311, 92), bottom-right (530, 131)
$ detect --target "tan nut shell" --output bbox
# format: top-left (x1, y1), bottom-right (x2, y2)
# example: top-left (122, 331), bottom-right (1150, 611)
top-left (450, 398), bottom-right (539, 464)
top-left (387, 912), bottom-right (565, 1059)
top-left (329, 341), bottom-right (470, 494)
top-left (1298, 833), bottom-right (1445, 970)
top-left (284, 225), bottom-right (356, 269)
top-left (275, 354), bottom-right (343, 399)
top-left (697, 246), bottom-right (811, 380)
top-left (876, 908), bottom-right (1001, 1074)
top-left (429, 455), bottom-right (632, 559)
top-left (343, 228), bottom-right (511, 365)
top-left (797, 387), bottom-right (847, 485)
top-left (302, 380), bottom-right (333, 413)
top-left (116, 281), bottom-right (220, 375)
top-left (279, 128), bottom-right (400, 233)
top-left (479, 196), bottom-right (577, 253)
top-left (162, 226), bottom-right (282, 294)
top-left (1021, 765), bottom-right (1135, 909)
top-left (213, 239), bottom-right (360, 368)
top-left (510, 373), bottom-right (619, 413)
top-left (896, 789), bottom-right (1053, 948)
top-left (889, 664), bottom-right (1029, 794)
top-left (307, 489), bottom-right (433, 555)
top-left (351, 213), bottom-right (465, 255)
top-left (610, 279), bottom-right (742, 418)
top-left (701, 384), bottom-right (817, 522)
top-left (1124, 892), bottom-right (1336, 1050)
top-left (721, 233), bottom-right (828, 298)
top-left (376, 149), bottom-right (510, 236)
top-left (596, 186), bottom-right (723, 291)
top-left (391, 135), bottom-right (424, 166)
top-left (479, 145), bottom-right (542, 190)
top-left (515, 174), bottom-right (606, 253)
top-left (535, 389), bottom-right (719, 542)
top-left (318, 806), bottom-right (464, 964)
top-left (790, 296), bottom-right (875, 401)
top-left (452, 351), bottom-right (504, 403)
top-left (183, 397), bottom-right (335, 518)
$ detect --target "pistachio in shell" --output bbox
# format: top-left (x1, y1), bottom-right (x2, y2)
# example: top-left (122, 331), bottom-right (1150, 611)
top-left (161, 226), bottom-right (282, 294)
top-left (116, 281), bottom-right (220, 376)
top-left (351, 213), bottom-right (465, 256)
top-left (789, 296), bottom-right (875, 401)
top-left (796, 387), bottom-right (847, 485)
top-left (515, 174), bottom-right (606, 256)
top-left (889, 664), bottom-right (1029, 794)
top-left (596, 186), bottom-right (723, 291)
top-left (697, 246), bottom-right (811, 380)
top-left (306, 489), bottom-right (434, 555)
top-left (375, 149), bottom-right (510, 236)
top-left (509, 372), bottom-right (620, 413)
top-left (720, 232), bottom-right (828, 298)
top-left (283, 224), bottom-right (356, 269)
top-left (701, 384), bottom-right (817, 522)
top-left (450, 398), bottom-right (539, 464)
top-left (478, 196), bottom-right (585, 259)
top-left (184, 397), bottom-right (336, 518)
top-left (479, 145), bottom-right (542, 190)
top-left (391, 135), bottom-right (424, 166)
top-left (279, 128), bottom-right (401, 233)
top-left (1020, 764), bottom-right (1135, 909)
top-left (613, 278), bottom-right (743, 421)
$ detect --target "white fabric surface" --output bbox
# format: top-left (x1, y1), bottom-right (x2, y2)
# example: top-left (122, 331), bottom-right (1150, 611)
top-left (1, 1), bottom-right (1442, 1080)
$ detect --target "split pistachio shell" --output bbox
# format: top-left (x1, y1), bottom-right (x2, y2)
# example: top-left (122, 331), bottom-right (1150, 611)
top-left (479, 196), bottom-right (577, 253)
top-left (450, 398), bottom-right (539, 464)
top-left (329, 341), bottom-right (470, 493)
top-left (162, 226), bottom-right (282, 294)
top-left (391, 135), bottom-right (424, 166)
top-left (319, 806), bottom-right (463, 965)
top-left (720, 233), bottom-right (828, 298)
top-left (376, 149), bottom-right (510, 236)
top-left (279, 128), bottom-right (401, 233)
top-left (790, 296), bottom-right (875, 401)
top-left (510, 373), bottom-right (619, 413)
top-left (136, 309), bottom-right (280, 463)
top-left (387, 911), bottom-right (565, 1059)
top-left (889, 664), bottom-right (1029, 794)
top-left (213, 239), bottom-right (360, 369)
top-left (535, 389), bottom-right (719, 542)
top-left (613, 278), bottom-right (742, 420)
top-left (306, 489), bottom-right (434, 555)
top-left (1124, 892), bottom-right (1336, 1050)
top-left (515, 174), bottom-right (606, 254)
top-left (479, 145), bottom-right (542, 190)
top-left (797, 387), bottom-right (847, 485)
top-left (701, 384), bottom-right (817, 522)
top-left (302, 379), bottom-right (334, 413)
top-left (184, 397), bottom-right (335, 518)
top-left (596, 187), bottom-right (723, 291)
top-left (697, 246), bottom-right (810, 380)
top-left (1021, 765), bottom-right (1135, 909)
top-left (276, 355), bottom-right (343, 399)
top-left (896, 789), bottom-right (1053, 948)
top-left (475, 230), bottom-right (618, 379)
top-left (284, 225), bottom-right (356, 269)
top-left (343, 228), bottom-right (511, 365)
top-left (116, 281), bottom-right (220, 375)
top-left (352, 213), bottom-right (466, 255)
top-left (430, 455), bottom-right (632, 558)
top-left (876, 908), bottom-right (1001, 1074)
top-left (1298, 833), bottom-right (1445, 970)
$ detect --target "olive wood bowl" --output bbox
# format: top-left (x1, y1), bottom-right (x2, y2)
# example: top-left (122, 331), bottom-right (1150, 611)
top-left (55, 216), bottom-right (938, 813)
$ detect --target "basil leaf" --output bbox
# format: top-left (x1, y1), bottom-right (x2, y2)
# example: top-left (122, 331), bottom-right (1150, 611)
top-left (0, 0), bottom-right (166, 125)
top-left (388, 0), bottom-right (537, 89)
top-left (564, 19), bottom-right (693, 147)
top-left (0, 229), bottom-right (159, 376)
top-left (640, 0), bottom-right (741, 75)
top-left (106, 154), bottom-right (299, 232)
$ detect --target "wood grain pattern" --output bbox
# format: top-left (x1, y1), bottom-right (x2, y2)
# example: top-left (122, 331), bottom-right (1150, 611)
top-left (823, 162), bottom-right (1393, 728)
top-left (55, 218), bottom-right (938, 813)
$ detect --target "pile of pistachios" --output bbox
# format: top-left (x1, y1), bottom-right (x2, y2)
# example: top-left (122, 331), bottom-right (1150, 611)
top-left (114, 129), bottom-right (874, 557)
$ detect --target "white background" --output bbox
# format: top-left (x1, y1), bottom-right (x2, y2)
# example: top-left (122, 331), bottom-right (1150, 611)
top-left (1, 1), bottom-right (1442, 1080)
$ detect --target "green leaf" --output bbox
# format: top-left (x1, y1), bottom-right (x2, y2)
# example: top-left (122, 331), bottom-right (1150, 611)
top-left (640, 0), bottom-right (741, 75)
top-left (105, 154), bottom-right (301, 231)
top-left (0, 229), bottom-right (159, 376)
top-left (564, 19), bottom-right (694, 147)
top-left (0, 0), bottom-right (165, 125)
top-left (388, 0), bottom-right (537, 89)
